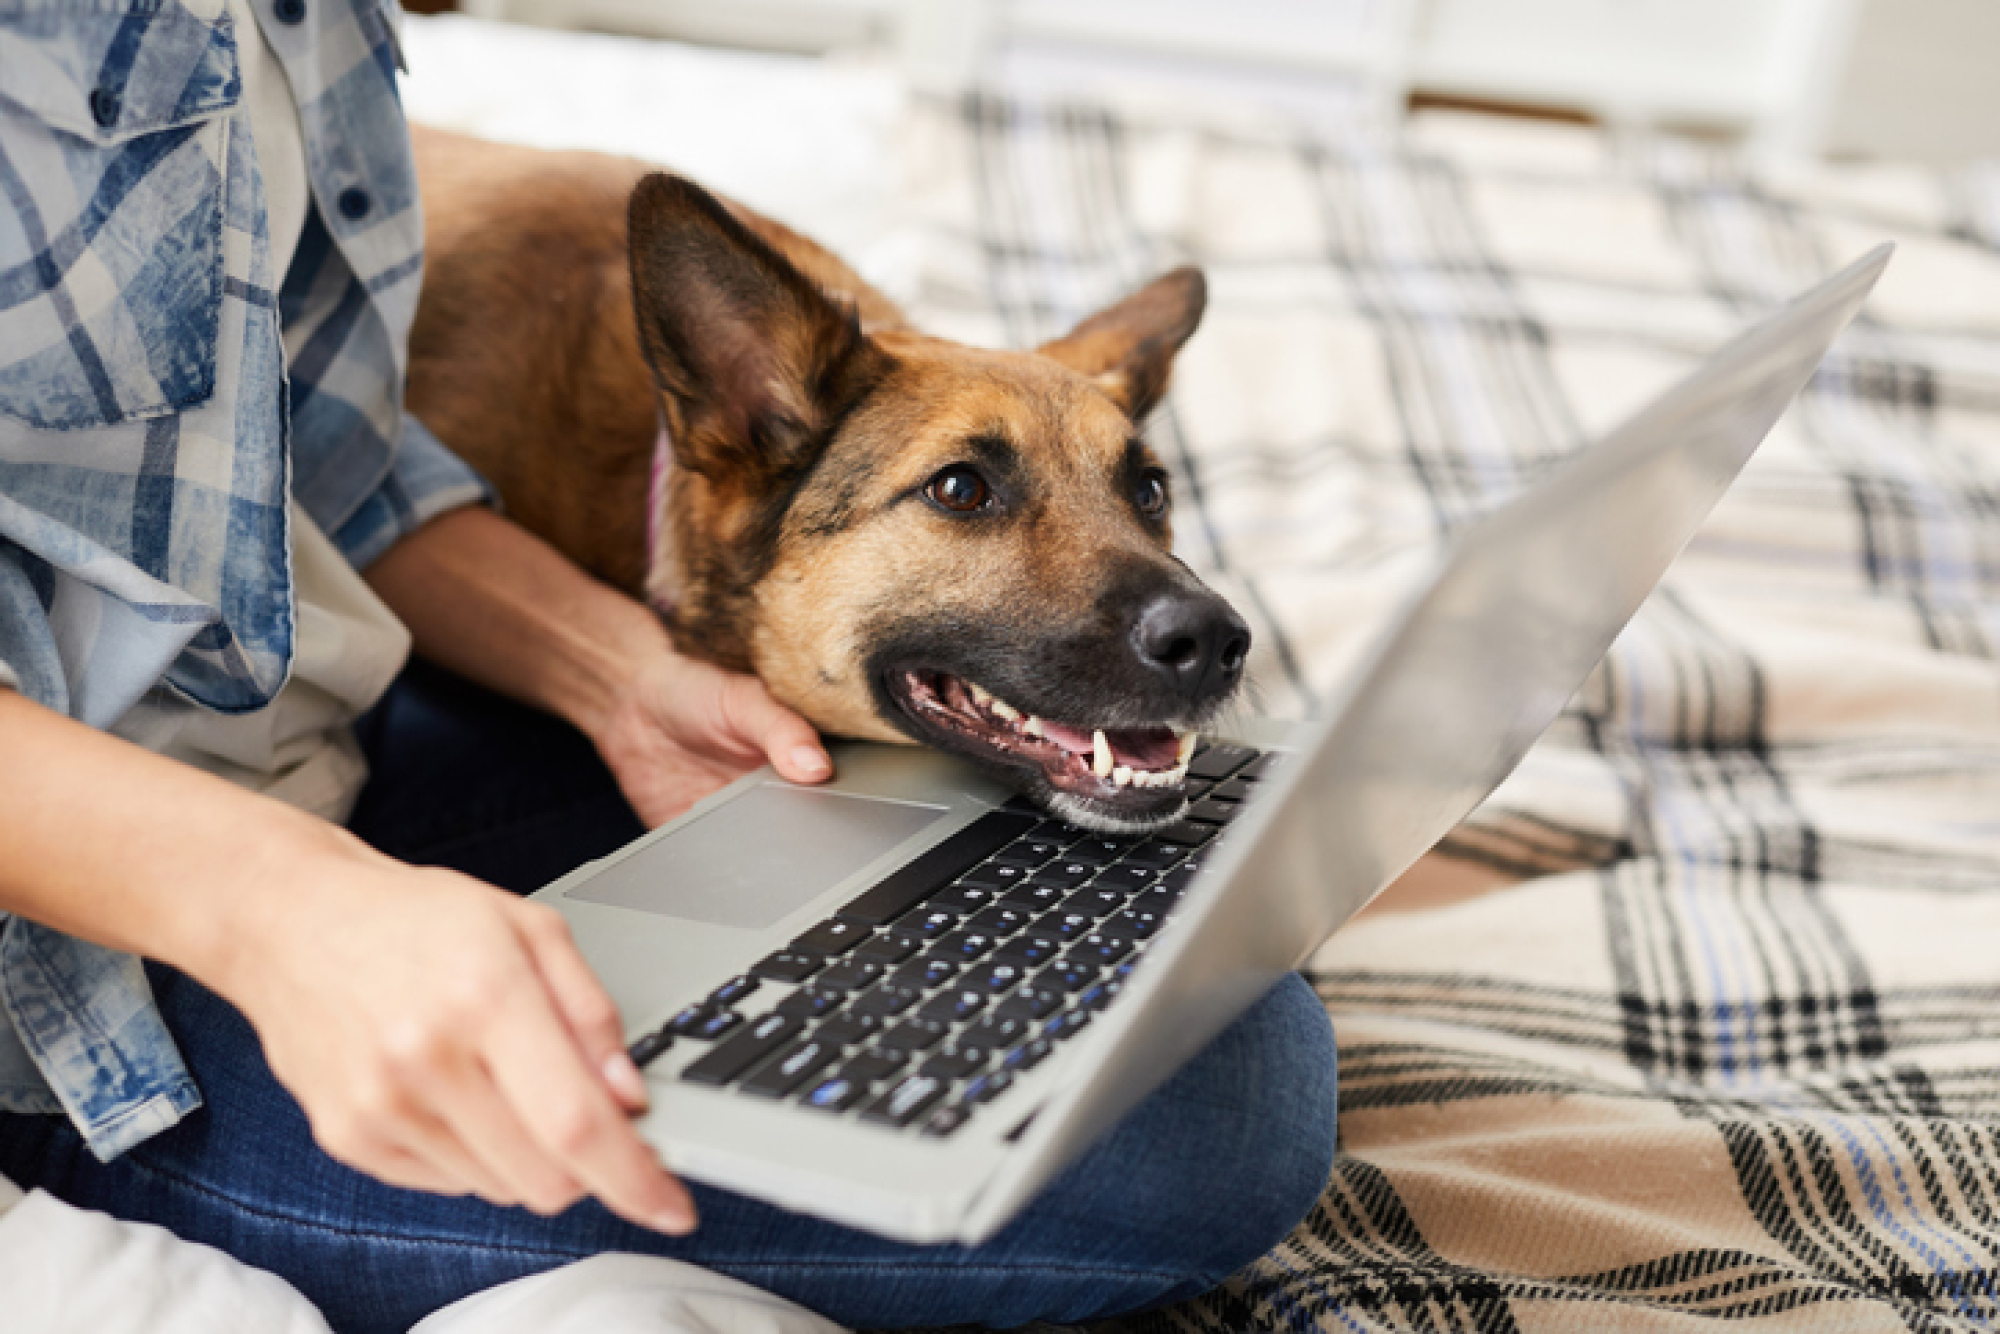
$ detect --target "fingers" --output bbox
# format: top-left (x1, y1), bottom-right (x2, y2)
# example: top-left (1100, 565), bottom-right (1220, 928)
top-left (721, 676), bottom-right (832, 784)
top-left (515, 905), bottom-right (648, 1113)
top-left (484, 959), bottom-right (698, 1233)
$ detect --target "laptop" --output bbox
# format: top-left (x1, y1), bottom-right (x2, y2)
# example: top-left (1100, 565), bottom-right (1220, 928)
top-left (534, 244), bottom-right (1891, 1244)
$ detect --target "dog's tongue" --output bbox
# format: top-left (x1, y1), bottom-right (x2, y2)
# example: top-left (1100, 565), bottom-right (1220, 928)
top-left (1040, 720), bottom-right (1180, 770)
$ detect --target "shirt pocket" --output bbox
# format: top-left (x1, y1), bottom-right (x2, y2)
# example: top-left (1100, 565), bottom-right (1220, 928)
top-left (0, 1), bottom-right (242, 430)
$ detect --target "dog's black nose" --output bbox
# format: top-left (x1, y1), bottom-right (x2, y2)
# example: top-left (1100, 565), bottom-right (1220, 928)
top-left (1132, 591), bottom-right (1251, 702)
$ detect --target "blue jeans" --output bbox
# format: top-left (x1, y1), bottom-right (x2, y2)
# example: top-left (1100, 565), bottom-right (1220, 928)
top-left (0, 663), bottom-right (1338, 1333)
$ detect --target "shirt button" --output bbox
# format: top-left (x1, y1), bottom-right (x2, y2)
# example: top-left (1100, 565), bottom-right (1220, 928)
top-left (273, 0), bottom-right (306, 24)
top-left (337, 187), bottom-right (372, 221)
top-left (89, 87), bottom-right (121, 129)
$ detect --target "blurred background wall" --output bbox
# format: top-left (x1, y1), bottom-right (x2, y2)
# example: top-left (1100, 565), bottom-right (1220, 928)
top-left (412, 0), bottom-right (2000, 167)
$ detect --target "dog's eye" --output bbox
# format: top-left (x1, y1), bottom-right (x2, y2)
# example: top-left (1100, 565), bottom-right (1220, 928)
top-left (926, 465), bottom-right (992, 514)
top-left (1135, 472), bottom-right (1169, 517)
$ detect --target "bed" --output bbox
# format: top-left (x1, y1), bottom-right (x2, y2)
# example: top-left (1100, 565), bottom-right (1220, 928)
top-left (403, 16), bottom-right (2000, 1331)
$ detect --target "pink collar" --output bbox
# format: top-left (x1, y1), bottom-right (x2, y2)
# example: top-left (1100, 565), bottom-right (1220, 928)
top-left (643, 418), bottom-right (679, 617)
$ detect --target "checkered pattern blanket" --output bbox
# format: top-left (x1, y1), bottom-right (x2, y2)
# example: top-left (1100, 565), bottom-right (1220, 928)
top-left (889, 93), bottom-right (2000, 1332)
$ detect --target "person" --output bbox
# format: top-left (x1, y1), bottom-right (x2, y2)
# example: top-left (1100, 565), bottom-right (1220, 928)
top-left (0, 2), bottom-right (1340, 1331)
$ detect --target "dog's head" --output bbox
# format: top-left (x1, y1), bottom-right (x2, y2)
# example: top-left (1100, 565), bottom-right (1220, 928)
top-left (628, 175), bottom-right (1248, 832)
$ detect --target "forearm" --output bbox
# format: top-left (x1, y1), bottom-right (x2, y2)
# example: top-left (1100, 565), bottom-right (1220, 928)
top-left (363, 505), bottom-right (666, 741)
top-left (0, 689), bottom-right (357, 991)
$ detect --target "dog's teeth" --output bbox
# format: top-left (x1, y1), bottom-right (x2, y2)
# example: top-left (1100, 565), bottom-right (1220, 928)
top-left (1176, 732), bottom-right (1198, 766)
top-left (1112, 764), bottom-right (1133, 787)
top-left (1166, 762), bottom-right (1188, 784)
top-left (968, 681), bottom-right (992, 705)
top-left (990, 698), bottom-right (1021, 721)
top-left (1023, 716), bottom-right (1044, 737)
top-left (1092, 730), bottom-right (1113, 778)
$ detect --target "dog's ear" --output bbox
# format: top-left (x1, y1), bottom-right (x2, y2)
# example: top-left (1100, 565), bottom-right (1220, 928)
top-left (628, 174), bottom-right (889, 483)
top-left (1036, 267), bottom-right (1206, 422)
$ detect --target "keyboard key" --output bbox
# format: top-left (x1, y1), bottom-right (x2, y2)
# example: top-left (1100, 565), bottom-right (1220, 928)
top-left (814, 1012), bottom-right (882, 1047)
top-left (994, 839), bottom-right (1061, 867)
top-left (814, 959), bottom-right (885, 992)
top-left (934, 929), bottom-right (997, 962)
top-left (741, 1038), bottom-right (840, 1098)
top-left (1042, 960), bottom-right (1099, 991)
top-left (920, 1047), bottom-right (987, 1081)
top-left (958, 862), bottom-right (1031, 891)
top-left (837, 810), bottom-right (1038, 926)
top-left (931, 883), bottom-right (1001, 915)
top-left (1122, 842), bottom-right (1185, 870)
top-left (1070, 932), bottom-right (1133, 966)
top-left (1065, 886), bottom-right (1127, 918)
top-left (801, 1076), bottom-right (865, 1112)
top-left (1065, 837), bottom-right (1134, 865)
top-left (995, 987), bottom-right (1064, 1020)
top-left (1181, 778), bottom-right (1215, 801)
top-left (962, 1070), bottom-right (1014, 1104)
top-left (1034, 861), bottom-right (1095, 889)
top-left (1237, 752), bottom-right (1285, 781)
top-left (999, 882), bottom-right (1067, 913)
top-left (1188, 743), bottom-right (1257, 781)
top-left (890, 957), bottom-right (960, 991)
top-left (901, 909), bottom-right (959, 939)
top-left (1159, 864), bottom-right (1202, 893)
top-left (1211, 778), bottom-right (1255, 802)
top-left (1043, 1009), bottom-right (1093, 1043)
top-left (664, 1003), bottom-right (713, 1037)
top-left (626, 1029), bottom-right (673, 1068)
top-left (1154, 821), bottom-right (1217, 848)
top-left (848, 985), bottom-right (920, 1020)
top-left (967, 906), bottom-right (1031, 937)
top-left (961, 959), bottom-right (1032, 993)
top-left (1134, 885), bottom-right (1183, 913)
top-left (791, 919), bottom-right (870, 957)
top-left (691, 1010), bottom-right (743, 1041)
top-left (861, 1075), bottom-right (947, 1127)
top-left (922, 1105), bottom-right (971, 1137)
top-left (880, 1017), bottom-right (950, 1052)
top-left (1077, 980), bottom-right (1124, 1012)
top-left (1039, 910), bottom-right (1095, 940)
top-left (916, 989), bottom-right (987, 1025)
top-left (775, 987), bottom-right (843, 1019)
top-left (750, 951), bottom-right (823, 984)
top-left (837, 1050), bottom-right (908, 1086)
top-left (851, 930), bottom-right (922, 965)
top-left (1106, 908), bottom-right (1164, 939)
top-left (1187, 798), bottom-right (1238, 826)
top-left (1027, 820), bottom-right (1084, 845)
top-left (963, 1013), bottom-right (1028, 1048)
top-left (1094, 865), bottom-right (1157, 892)
top-left (992, 933), bottom-right (1062, 967)
top-left (682, 1012), bottom-right (800, 1086)
top-left (707, 974), bottom-right (760, 1008)
top-left (1002, 1037), bottom-right (1055, 1072)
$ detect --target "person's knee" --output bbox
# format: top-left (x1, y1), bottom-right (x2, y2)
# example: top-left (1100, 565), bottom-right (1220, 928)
top-left (1012, 972), bottom-right (1339, 1321)
top-left (1165, 971), bottom-right (1339, 1282)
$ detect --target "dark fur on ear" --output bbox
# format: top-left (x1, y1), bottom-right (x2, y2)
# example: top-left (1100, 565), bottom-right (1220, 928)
top-left (627, 173), bottom-right (891, 484)
top-left (1036, 267), bottom-right (1207, 422)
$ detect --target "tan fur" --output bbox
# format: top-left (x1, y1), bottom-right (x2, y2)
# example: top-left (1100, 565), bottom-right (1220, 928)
top-left (408, 127), bottom-right (1204, 749)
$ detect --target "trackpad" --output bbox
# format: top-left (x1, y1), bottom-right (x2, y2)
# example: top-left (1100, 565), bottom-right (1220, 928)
top-left (565, 784), bottom-right (949, 929)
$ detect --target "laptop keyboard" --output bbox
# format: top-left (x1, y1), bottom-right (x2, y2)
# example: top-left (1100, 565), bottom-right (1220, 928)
top-left (624, 742), bottom-right (1279, 1139)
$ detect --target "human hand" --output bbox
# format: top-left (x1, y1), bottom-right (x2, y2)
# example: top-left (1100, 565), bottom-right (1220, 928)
top-left (214, 828), bottom-right (696, 1231)
top-left (589, 643), bottom-right (833, 827)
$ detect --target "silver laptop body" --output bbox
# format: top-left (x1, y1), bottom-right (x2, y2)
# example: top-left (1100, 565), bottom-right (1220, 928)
top-left (535, 245), bottom-right (1890, 1244)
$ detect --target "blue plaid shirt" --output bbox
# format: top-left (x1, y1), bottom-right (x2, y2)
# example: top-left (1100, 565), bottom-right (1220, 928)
top-left (0, 0), bottom-right (486, 1158)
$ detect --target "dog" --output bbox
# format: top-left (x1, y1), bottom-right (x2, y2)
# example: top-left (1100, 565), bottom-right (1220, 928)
top-left (405, 128), bottom-right (1249, 833)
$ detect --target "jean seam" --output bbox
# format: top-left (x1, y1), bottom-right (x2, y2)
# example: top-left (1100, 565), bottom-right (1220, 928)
top-left (116, 1149), bottom-right (1196, 1286)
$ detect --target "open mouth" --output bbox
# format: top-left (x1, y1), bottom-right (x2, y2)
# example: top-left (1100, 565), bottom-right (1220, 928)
top-left (884, 668), bottom-right (1195, 832)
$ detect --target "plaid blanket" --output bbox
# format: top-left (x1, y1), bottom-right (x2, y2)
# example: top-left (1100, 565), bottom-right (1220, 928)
top-left (888, 94), bottom-right (2000, 1332)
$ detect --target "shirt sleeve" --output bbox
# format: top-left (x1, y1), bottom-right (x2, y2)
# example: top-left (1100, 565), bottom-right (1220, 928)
top-left (329, 412), bottom-right (496, 570)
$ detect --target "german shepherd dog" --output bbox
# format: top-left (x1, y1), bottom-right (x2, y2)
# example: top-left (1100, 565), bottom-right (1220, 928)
top-left (405, 129), bottom-right (1249, 832)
